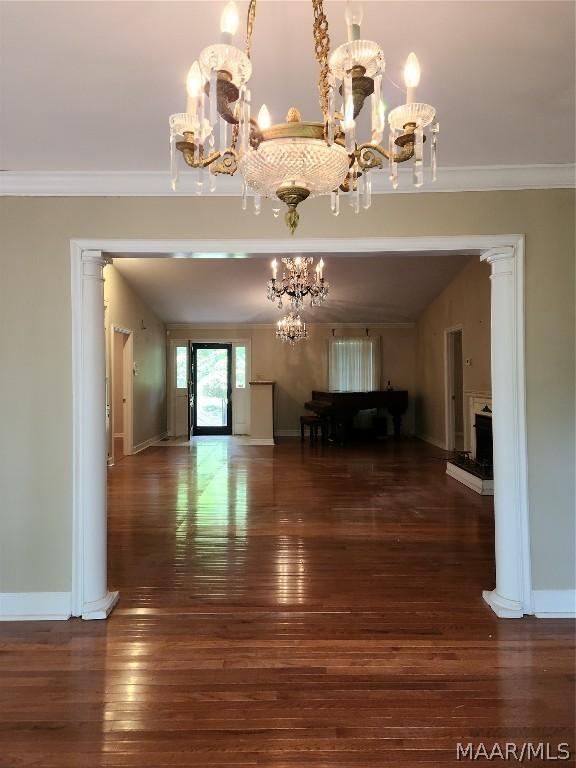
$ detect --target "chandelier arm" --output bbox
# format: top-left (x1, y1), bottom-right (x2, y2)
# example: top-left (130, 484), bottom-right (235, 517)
top-left (312, 0), bottom-right (331, 120)
top-left (176, 141), bottom-right (222, 169)
top-left (356, 141), bottom-right (416, 171)
top-left (210, 149), bottom-right (238, 176)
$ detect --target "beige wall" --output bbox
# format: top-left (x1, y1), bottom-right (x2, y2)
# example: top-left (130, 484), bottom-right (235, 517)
top-left (415, 258), bottom-right (492, 446)
top-left (169, 324), bottom-right (417, 434)
top-left (0, 189), bottom-right (573, 594)
top-left (104, 264), bottom-right (167, 450)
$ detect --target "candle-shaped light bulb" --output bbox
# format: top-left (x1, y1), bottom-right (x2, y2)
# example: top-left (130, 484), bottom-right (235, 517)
top-left (345, 1), bottom-right (363, 41)
top-left (404, 52), bottom-right (421, 104)
top-left (257, 104), bottom-right (271, 130)
top-left (271, 258), bottom-right (277, 279)
top-left (318, 258), bottom-right (324, 278)
top-left (220, 1), bottom-right (239, 44)
top-left (186, 61), bottom-right (203, 115)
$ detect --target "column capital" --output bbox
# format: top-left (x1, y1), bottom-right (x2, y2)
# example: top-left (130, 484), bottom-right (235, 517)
top-left (81, 250), bottom-right (110, 279)
top-left (480, 246), bottom-right (516, 264)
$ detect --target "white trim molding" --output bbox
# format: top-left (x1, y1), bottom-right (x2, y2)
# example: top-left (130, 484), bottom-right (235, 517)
top-left (533, 590), bottom-right (576, 619)
top-left (2, 164), bottom-right (574, 197)
top-left (132, 431), bottom-right (168, 455)
top-left (416, 433), bottom-right (447, 450)
top-left (0, 592), bottom-right (72, 621)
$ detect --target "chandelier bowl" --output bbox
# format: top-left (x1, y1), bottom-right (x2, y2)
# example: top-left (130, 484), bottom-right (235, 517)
top-left (238, 134), bottom-right (350, 200)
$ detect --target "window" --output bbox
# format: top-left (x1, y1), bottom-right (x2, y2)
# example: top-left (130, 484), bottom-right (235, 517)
top-left (328, 337), bottom-right (380, 392)
top-left (175, 345), bottom-right (188, 389)
top-left (235, 345), bottom-right (246, 389)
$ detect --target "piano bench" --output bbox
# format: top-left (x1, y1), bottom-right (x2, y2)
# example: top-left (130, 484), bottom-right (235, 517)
top-left (300, 414), bottom-right (324, 443)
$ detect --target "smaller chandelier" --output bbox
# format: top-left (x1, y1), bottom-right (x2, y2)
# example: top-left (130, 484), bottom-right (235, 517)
top-left (267, 256), bottom-right (328, 310)
top-left (276, 313), bottom-right (308, 345)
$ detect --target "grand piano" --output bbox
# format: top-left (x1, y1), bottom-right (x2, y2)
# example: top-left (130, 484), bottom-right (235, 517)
top-left (305, 389), bottom-right (409, 441)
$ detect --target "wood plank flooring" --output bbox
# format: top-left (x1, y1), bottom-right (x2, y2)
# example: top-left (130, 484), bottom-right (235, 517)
top-left (1, 438), bottom-right (574, 767)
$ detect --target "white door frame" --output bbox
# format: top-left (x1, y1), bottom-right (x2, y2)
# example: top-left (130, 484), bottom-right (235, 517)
top-left (110, 326), bottom-right (134, 460)
top-left (444, 324), bottom-right (464, 452)
top-left (167, 337), bottom-right (252, 437)
top-left (70, 235), bottom-right (530, 620)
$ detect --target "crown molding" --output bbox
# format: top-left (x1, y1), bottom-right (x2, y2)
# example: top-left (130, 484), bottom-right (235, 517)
top-left (1, 164), bottom-right (574, 197)
top-left (166, 321), bottom-right (416, 330)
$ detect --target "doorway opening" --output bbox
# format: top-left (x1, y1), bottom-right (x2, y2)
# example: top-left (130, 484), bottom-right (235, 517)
top-left (445, 326), bottom-right (464, 451)
top-left (71, 236), bottom-right (530, 621)
top-left (190, 343), bottom-right (232, 436)
top-left (111, 327), bottom-right (133, 463)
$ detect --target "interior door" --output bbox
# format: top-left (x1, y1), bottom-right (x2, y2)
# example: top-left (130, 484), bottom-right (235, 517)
top-left (190, 343), bottom-right (232, 436)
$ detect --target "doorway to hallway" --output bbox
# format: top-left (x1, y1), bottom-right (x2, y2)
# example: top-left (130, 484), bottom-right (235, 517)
top-left (190, 343), bottom-right (232, 436)
top-left (445, 326), bottom-right (464, 452)
top-left (110, 327), bottom-right (133, 463)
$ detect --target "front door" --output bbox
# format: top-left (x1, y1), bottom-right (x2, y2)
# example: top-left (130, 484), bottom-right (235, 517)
top-left (190, 343), bottom-right (232, 436)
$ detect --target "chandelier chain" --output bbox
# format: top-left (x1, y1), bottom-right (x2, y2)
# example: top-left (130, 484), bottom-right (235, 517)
top-left (312, 0), bottom-right (331, 119)
top-left (231, 0), bottom-right (257, 151)
top-left (245, 0), bottom-right (257, 59)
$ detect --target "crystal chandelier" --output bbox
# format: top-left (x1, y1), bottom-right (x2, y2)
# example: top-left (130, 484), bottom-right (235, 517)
top-left (267, 256), bottom-right (328, 310)
top-left (169, 0), bottom-right (438, 234)
top-left (276, 313), bottom-right (308, 345)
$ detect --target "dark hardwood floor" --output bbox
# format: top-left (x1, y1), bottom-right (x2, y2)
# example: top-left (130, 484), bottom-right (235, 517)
top-left (1, 438), bottom-right (574, 767)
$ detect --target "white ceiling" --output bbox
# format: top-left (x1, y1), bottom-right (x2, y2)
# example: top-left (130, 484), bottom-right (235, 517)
top-left (0, 1), bottom-right (574, 173)
top-left (111, 251), bottom-right (476, 323)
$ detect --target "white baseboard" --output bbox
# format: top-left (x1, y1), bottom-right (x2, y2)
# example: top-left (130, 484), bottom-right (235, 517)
top-left (446, 461), bottom-right (494, 495)
top-left (416, 432), bottom-right (447, 450)
top-left (132, 431), bottom-right (168, 455)
top-left (533, 589), bottom-right (576, 618)
top-left (0, 592), bottom-right (72, 621)
top-left (247, 438), bottom-right (275, 445)
top-left (275, 429), bottom-right (300, 437)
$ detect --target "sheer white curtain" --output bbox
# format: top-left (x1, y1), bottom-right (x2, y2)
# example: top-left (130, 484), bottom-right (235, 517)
top-left (328, 337), bottom-right (380, 392)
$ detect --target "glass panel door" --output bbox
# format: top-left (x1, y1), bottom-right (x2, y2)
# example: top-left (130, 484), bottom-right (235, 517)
top-left (192, 344), bottom-right (232, 435)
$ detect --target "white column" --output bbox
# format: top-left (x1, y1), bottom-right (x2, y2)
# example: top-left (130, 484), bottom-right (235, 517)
top-left (481, 247), bottom-right (530, 618)
top-left (79, 251), bottom-right (119, 619)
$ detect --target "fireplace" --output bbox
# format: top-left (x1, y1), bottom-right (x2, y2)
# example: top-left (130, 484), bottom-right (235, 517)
top-left (475, 413), bottom-right (493, 466)
top-left (446, 405), bottom-right (494, 495)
